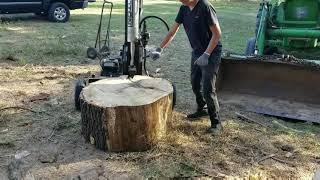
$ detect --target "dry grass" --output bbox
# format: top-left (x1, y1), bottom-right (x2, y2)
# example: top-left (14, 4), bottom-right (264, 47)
top-left (0, 63), bottom-right (319, 179)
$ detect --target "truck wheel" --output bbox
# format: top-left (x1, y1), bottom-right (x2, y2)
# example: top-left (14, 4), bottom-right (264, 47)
top-left (48, 2), bottom-right (70, 23)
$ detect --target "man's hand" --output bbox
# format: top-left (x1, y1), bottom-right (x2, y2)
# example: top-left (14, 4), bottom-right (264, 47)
top-left (150, 47), bottom-right (163, 61)
top-left (194, 53), bottom-right (210, 66)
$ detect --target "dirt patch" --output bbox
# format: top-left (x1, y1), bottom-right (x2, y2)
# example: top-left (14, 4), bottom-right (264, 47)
top-left (0, 63), bottom-right (319, 179)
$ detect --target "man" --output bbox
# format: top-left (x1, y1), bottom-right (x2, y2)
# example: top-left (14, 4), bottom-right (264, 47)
top-left (151, 0), bottom-right (222, 134)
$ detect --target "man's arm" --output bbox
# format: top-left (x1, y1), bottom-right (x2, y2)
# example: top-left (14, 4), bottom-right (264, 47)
top-left (160, 22), bottom-right (181, 49)
top-left (150, 22), bottom-right (180, 60)
top-left (204, 22), bottom-right (221, 55)
top-left (194, 23), bottom-right (221, 66)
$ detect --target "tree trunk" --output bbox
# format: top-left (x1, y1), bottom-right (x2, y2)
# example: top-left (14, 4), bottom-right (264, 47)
top-left (80, 75), bottom-right (173, 152)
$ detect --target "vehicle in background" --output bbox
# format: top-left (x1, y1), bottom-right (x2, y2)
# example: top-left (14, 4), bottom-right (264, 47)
top-left (0, 0), bottom-right (88, 22)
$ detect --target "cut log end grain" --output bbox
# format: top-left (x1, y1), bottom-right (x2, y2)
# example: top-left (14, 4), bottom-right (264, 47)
top-left (80, 75), bottom-right (173, 152)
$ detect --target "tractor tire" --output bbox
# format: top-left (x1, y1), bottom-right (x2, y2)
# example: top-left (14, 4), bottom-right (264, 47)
top-left (48, 2), bottom-right (70, 23)
top-left (74, 79), bottom-right (86, 111)
top-left (245, 37), bottom-right (256, 55)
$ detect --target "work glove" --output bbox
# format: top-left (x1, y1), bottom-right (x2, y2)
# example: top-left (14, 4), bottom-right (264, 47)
top-left (150, 47), bottom-right (163, 61)
top-left (194, 53), bottom-right (210, 66)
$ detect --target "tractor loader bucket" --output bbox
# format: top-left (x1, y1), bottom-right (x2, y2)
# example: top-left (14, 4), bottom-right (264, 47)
top-left (217, 54), bottom-right (320, 123)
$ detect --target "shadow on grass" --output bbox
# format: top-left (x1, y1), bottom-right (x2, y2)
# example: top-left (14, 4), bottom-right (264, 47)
top-left (0, 13), bottom-right (48, 22)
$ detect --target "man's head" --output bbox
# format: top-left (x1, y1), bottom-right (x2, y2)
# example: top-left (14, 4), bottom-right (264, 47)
top-left (179, 0), bottom-right (198, 6)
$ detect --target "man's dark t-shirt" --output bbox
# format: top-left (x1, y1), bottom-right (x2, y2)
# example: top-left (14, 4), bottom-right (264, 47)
top-left (175, 0), bottom-right (222, 55)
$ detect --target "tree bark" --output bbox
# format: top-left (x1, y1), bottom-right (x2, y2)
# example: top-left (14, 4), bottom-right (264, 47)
top-left (80, 75), bottom-right (173, 152)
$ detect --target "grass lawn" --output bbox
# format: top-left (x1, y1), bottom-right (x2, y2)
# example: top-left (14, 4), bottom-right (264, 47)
top-left (0, 0), bottom-right (319, 179)
top-left (0, 0), bottom-right (258, 65)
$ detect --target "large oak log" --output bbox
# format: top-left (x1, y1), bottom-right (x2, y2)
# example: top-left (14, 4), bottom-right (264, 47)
top-left (80, 75), bottom-right (173, 152)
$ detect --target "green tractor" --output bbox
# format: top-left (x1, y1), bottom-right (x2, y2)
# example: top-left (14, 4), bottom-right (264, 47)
top-left (218, 0), bottom-right (320, 123)
top-left (246, 0), bottom-right (320, 58)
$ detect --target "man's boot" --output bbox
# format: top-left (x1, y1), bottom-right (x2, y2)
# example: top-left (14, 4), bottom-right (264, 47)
top-left (187, 109), bottom-right (208, 119)
top-left (206, 113), bottom-right (222, 135)
top-left (187, 105), bottom-right (208, 119)
top-left (206, 123), bottom-right (223, 135)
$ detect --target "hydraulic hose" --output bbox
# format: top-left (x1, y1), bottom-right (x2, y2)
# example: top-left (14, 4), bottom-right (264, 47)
top-left (139, 16), bottom-right (169, 75)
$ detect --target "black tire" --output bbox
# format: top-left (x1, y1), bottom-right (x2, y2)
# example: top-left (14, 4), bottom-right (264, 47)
top-left (87, 47), bottom-right (98, 59)
top-left (172, 83), bottom-right (177, 110)
top-left (74, 79), bottom-right (86, 111)
top-left (245, 37), bottom-right (256, 56)
top-left (48, 2), bottom-right (70, 23)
